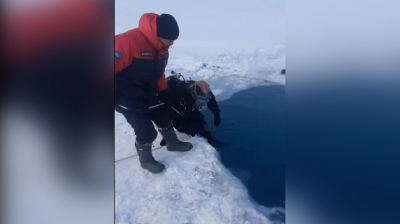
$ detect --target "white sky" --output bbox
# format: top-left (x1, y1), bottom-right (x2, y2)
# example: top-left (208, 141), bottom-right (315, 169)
top-left (115, 0), bottom-right (285, 55)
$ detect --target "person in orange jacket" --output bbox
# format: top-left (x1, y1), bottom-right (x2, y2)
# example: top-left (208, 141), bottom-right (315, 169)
top-left (115, 13), bottom-right (193, 173)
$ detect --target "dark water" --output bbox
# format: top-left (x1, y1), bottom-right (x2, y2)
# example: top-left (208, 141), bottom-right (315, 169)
top-left (203, 85), bottom-right (285, 209)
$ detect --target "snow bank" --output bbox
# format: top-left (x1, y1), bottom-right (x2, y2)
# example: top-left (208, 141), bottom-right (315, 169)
top-left (115, 115), bottom-right (283, 224)
top-left (166, 46), bottom-right (285, 101)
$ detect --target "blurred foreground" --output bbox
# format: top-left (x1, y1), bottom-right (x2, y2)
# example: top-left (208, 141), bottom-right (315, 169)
top-left (2, 1), bottom-right (114, 224)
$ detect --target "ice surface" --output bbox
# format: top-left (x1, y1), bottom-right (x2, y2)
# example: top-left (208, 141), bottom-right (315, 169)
top-left (115, 127), bottom-right (284, 224)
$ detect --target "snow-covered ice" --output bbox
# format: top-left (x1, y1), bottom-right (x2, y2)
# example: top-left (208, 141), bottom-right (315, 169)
top-left (167, 46), bottom-right (286, 99)
top-left (115, 133), bottom-right (284, 224)
top-left (115, 0), bottom-right (285, 223)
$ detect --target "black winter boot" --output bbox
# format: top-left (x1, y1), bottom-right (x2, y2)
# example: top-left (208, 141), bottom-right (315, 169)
top-left (159, 128), bottom-right (193, 152)
top-left (135, 142), bottom-right (165, 173)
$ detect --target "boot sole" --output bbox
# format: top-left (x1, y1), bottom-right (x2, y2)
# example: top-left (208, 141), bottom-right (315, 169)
top-left (141, 167), bottom-right (165, 173)
top-left (167, 149), bottom-right (192, 152)
top-left (140, 163), bottom-right (165, 173)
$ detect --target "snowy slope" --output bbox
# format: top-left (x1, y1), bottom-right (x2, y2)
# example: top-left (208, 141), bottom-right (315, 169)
top-left (115, 114), bottom-right (284, 224)
top-left (167, 46), bottom-right (285, 101)
top-left (115, 1), bottom-right (285, 223)
top-left (115, 132), bottom-right (284, 224)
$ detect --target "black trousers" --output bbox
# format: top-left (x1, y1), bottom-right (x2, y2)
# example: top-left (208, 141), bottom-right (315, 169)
top-left (116, 105), bottom-right (172, 144)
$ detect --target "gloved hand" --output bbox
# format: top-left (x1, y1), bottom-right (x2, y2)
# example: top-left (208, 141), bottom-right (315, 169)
top-left (160, 138), bottom-right (166, 146)
top-left (214, 113), bottom-right (221, 127)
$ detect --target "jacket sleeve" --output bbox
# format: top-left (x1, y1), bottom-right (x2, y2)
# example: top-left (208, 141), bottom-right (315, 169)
top-left (207, 91), bottom-right (220, 114)
top-left (156, 71), bottom-right (168, 92)
top-left (114, 33), bottom-right (134, 76)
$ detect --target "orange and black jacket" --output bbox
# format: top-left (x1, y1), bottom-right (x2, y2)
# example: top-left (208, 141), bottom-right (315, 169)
top-left (115, 13), bottom-right (169, 113)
